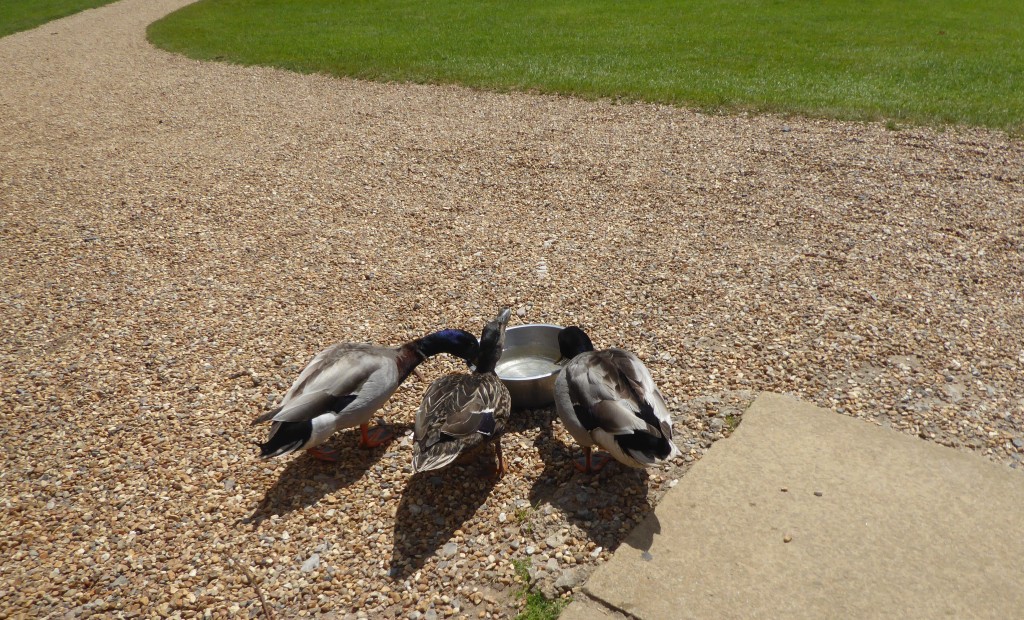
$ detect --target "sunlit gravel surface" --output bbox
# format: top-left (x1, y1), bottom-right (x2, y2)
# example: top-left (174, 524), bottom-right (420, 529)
top-left (2, 1), bottom-right (1023, 618)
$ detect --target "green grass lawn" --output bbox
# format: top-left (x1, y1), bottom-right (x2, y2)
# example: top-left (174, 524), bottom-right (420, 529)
top-left (7, 0), bottom-right (1019, 131)
top-left (155, 1), bottom-right (1024, 132)
top-left (0, 0), bottom-right (118, 38)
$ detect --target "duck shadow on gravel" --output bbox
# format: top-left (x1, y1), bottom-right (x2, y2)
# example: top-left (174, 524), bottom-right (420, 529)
top-left (389, 460), bottom-right (498, 578)
top-left (242, 424), bottom-right (409, 529)
top-left (527, 420), bottom-right (654, 552)
top-left (504, 404), bottom-right (559, 437)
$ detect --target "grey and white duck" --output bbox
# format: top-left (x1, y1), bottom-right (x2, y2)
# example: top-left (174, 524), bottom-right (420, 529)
top-left (412, 308), bottom-right (513, 477)
top-left (554, 326), bottom-right (680, 472)
top-left (253, 328), bottom-right (479, 461)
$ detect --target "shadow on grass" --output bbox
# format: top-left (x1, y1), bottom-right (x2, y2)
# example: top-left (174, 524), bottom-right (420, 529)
top-left (388, 458), bottom-right (499, 578)
top-left (242, 423), bottom-right (408, 529)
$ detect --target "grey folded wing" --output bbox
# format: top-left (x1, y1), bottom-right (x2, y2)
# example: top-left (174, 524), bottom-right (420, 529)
top-left (569, 349), bottom-right (669, 438)
top-left (252, 345), bottom-right (384, 425)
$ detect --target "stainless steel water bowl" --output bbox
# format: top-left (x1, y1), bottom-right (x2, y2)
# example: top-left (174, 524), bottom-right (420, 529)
top-left (496, 323), bottom-right (564, 410)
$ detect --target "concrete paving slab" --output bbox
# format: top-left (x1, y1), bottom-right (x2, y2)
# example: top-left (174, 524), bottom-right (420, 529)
top-left (569, 392), bottom-right (1024, 619)
top-left (559, 596), bottom-right (626, 620)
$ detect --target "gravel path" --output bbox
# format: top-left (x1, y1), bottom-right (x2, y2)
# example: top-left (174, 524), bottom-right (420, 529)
top-left (2, 1), bottom-right (1023, 617)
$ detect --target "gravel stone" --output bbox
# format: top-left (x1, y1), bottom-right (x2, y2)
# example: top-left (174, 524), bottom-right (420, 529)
top-left (554, 568), bottom-right (584, 591)
top-left (2, 1), bottom-right (1023, 618)
top-left (301, 554), bottom-right (320, 572)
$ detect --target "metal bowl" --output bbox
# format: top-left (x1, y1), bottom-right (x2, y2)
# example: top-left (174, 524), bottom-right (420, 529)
top-left (496, 323), bottom-right (564, 410)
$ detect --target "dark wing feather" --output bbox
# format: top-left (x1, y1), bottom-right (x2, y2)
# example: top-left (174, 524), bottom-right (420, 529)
top-left (604, 348), bottom-right (675, 442)
top-left (581, 351), bottom-right (664, 433)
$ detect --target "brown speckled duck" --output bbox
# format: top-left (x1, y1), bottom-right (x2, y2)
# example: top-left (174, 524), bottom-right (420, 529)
top-left (412, 309), bottom-right (513, 476)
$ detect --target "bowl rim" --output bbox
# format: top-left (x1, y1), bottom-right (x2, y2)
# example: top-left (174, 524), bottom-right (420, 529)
top-left (498, 323), bottom-right (565, 382)
top-left (504, 323), bottom-right (565, 332)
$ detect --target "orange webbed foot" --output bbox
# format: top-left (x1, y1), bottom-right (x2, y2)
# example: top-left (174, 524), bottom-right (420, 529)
top-left (573, 450), bottom-right (612, 473)
top-left (359, 424), bottom-right (393, 449)
top-left (307, 447), bottom-right (340, 462)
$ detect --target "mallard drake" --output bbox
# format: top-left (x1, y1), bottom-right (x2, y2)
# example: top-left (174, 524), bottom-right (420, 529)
top-left (253, 329), bottom-right (479, 461)
top-left (412, 308), bottom-right (513, 476)
top-left (554, 326), bottom-right (680, 472)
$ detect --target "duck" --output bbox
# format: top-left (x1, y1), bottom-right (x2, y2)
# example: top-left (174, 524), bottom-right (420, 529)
top-left (412, 308), bottom-right (513, 477)
top-left (553, 326), bottom-right (680, 472)
top-left (253, 328), bottom-right (479, 461)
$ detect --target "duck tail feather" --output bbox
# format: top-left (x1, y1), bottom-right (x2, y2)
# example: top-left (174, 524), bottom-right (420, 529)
top-left (412, 451), bottom-right (461, 474)
top-left (614, 429), bottom-right (676, 464)
top-left (255, 420), bottom-right (311, 458)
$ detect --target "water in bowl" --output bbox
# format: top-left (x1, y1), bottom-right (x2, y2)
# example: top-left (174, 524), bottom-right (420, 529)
top-left (496, 348), bottom-right (562, 379)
